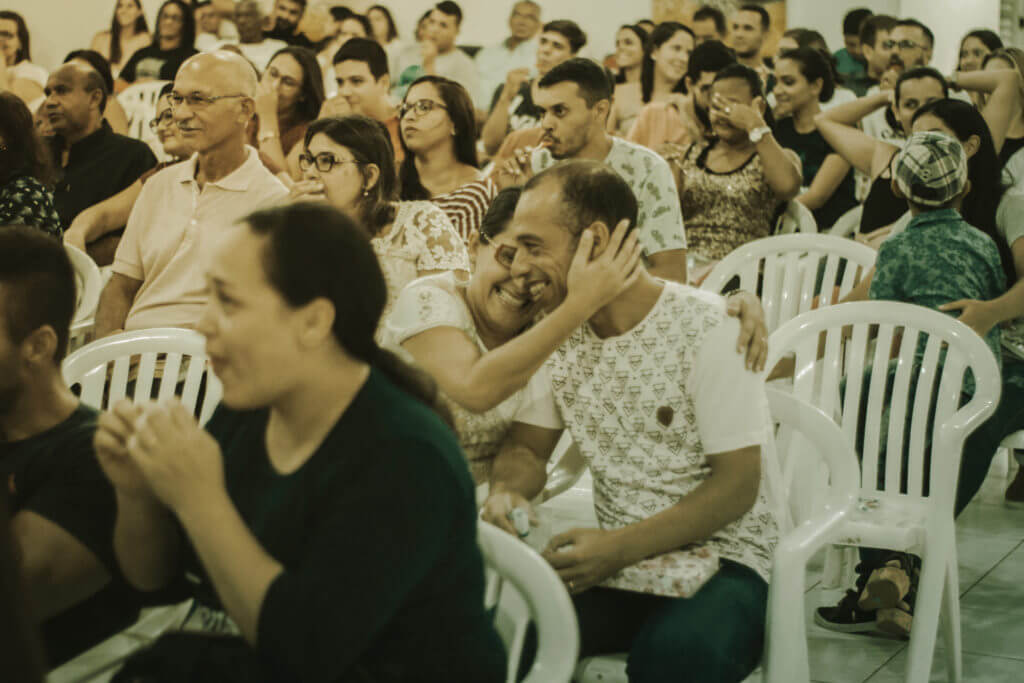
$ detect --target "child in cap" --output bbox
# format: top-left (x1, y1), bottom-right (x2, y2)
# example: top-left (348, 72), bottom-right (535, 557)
top-left (815, 130), bottom-right (1007, 637)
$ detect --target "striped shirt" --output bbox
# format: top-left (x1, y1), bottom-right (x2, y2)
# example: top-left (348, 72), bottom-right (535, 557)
top-left (431, 177), bottom-right (498, 245)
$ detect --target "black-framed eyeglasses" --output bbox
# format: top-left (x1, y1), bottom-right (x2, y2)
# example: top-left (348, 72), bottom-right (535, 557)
top-left (265, 66), bottom-right (301, 89)
top-left (168, 91), bottom-right (248, 109)
top-left (897, 40), bottom-right (920, 50)
top-left (879, 40), bottom-right (897, 50)
top-left (399, 99), bottom-right (448, 120)
top-left (149, 110), bottom-right (174, 131)
top-left (298, 152), bottom-right (362, 173)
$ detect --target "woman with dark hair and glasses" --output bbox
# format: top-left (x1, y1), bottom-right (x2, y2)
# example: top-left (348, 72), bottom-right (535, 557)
top-left (116, 0), bottom-right (198, 88)
top-left (291, 115), bottom-right (468, 328)
top-left (385, 186), bottom-right (641, 483)
top-left (399, 75), bottom-right (497, 244)
top-left (0, 92), bottom-right (61, 238)
top-left (0, 11), bottom-right (46, 106)
top-left (64, 83), bottom-right (192, 252)
top-left (96, 202), bottom-right (507, 683)
top-left (252, 46), bottom-right (324, 180)
top-left (90, 0), bottom-right (151, 78)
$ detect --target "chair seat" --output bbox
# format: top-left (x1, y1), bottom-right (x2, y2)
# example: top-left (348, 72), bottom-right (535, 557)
top-left (831, 496), bottom-right (929, 553)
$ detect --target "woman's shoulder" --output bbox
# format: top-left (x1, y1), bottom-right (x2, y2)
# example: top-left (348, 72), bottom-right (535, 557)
top-left (386, 271), bottom-right (474, 332)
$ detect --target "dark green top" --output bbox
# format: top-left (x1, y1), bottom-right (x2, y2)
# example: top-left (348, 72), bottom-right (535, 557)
top-left (187, 368), bottom-right (506, 683)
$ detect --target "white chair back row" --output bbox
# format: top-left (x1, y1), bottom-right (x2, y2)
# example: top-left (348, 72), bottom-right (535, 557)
top-left (118, 80), bottom-right (172, 160)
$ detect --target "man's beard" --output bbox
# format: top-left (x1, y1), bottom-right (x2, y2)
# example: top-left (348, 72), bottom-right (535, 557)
top-left (272, 17), bottom-right (297, 34)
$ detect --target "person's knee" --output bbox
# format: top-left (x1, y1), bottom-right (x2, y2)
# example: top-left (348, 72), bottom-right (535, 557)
top-left (626, 622), bottom-right (758, 683)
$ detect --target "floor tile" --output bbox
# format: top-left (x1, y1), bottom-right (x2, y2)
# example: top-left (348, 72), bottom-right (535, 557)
top-left (953, 534), bottom-right (1020, 593)
top-left (864, 649), bottom-right (1024, 682)
top-left (953, 501), bottom-right (1024, 542)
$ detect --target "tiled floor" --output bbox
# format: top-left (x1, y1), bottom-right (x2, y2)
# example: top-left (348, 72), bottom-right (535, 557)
top-left (542, 457), bottom-right (1024, 683)
top-left (50, 459), bottom-right (1024, 683)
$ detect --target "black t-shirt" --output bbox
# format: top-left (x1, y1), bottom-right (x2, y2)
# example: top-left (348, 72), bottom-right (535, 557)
top-left (264, 27), bottom-right (314, 49)
top-left (489, 80), bottom-right (542, 132)
top-left (50, 120), bottom-right (157, 230)
top-left (0, 404), bottom-right (140, 667)
top-left (150, 369), bottom-right (507, 682)
top-left (774, 116), bottom-right (858, 230)
top-left (119, 44), bottom-right (198, 83)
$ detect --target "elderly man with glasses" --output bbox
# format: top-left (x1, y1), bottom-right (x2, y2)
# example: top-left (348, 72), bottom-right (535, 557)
top-left (94, 52), bottom-right (287, 338)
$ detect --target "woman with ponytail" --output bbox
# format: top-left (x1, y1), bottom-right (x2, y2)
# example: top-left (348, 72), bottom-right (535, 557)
top-left (95, 202), bottom-right (506, 683)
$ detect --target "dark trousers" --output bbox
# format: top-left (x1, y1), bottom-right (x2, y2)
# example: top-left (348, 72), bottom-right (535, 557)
top-left (520, 560), bottom-right (767, 683)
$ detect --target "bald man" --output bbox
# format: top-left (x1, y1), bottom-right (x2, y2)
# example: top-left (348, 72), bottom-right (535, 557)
top-left (95, 52), bottom-right (288, 337)
top-left (43, 61), bottom-right (156, 253)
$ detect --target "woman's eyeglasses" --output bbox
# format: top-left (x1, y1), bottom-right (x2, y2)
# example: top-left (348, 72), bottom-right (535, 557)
top-left (479, 234), bottom-right (518, 268)
top-left (298, 152), bottom-right (362, 173)
top-left (149, 110), bottom-right (174, 131)
top-left (265, 66), bottom-right (300, 89)
top-left (399, 99), bottom-right (448, 120)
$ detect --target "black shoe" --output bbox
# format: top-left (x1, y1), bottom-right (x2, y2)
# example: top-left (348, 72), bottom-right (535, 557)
top-left (814, 589), bottom-right (878, 633)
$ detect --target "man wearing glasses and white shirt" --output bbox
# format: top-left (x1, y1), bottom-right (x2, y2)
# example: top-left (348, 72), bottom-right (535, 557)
top-left (94, 52), bottom-right (287, 338)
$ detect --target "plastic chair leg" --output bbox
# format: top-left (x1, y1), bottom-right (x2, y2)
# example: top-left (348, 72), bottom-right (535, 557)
top-left (941, 548), bottom-right (963, 683)
top-left (764, 555), bottom-right (811, 683)
top-left (905, 536), bottom-right (948, 683)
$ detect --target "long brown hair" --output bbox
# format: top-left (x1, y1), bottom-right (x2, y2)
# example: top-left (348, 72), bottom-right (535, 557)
top-left (0, 93), bottom-right (56, 187)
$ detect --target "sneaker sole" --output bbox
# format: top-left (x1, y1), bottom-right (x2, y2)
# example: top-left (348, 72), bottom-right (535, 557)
top-left (876, 607), bottom-right (912, 638)
top-left (858, 567), bottom-right (909, 611)
top-left (813, 611), bottom-right (877, 633)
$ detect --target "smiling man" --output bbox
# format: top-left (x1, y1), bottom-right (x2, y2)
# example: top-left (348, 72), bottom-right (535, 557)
top-left (263, 0), bottom-right (313, 49)
top-left (729, 4), bottom-right (770, 75)
top-left (94, 52), bottom-right (287, 338)
top-left (482, 160), bottom-right (779, 683)
top-left (496, 58), bottom-right (688, 283)
top-left (42, 60), bottom-right (156, 242)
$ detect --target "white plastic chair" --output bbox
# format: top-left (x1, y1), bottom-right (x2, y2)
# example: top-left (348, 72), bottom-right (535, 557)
top-left (478, 520), bottom-right (579, 683)
top-left (573, 388), bottom-right (860, 683)
top-left (774, 200), bottom-right (818, 235)
top-left (65, 244), bottom-right (103, 351)
top-left (829, 204), bottom-right (863, 238)
top-left (701, 234), bottom-right (877, 333)
top-left (766, 301), bottom-right (1002, 683)
top-left (539, 432), bottom-right (586, 503)
top-left (118, 80), bottom-right (171, 158)
top-left (63, 328), bottom-right (222, 425)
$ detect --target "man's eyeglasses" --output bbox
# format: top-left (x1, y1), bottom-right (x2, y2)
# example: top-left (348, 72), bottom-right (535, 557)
top-left (265, 66), bottom-right (300, 89)
top-left (149, 110), bottom-right (174, 131)
top-left (897, 40), bottom-right (920, 50)
top-left (399, 99), bottom-right (448, 120)
top-left (168, 91), bottom-right (248, 109)
top-left (298, 152), bottom-right (362, 173)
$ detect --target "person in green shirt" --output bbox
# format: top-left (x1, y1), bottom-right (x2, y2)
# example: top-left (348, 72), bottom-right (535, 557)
top-left (96, 203), bottom-right (507, 682)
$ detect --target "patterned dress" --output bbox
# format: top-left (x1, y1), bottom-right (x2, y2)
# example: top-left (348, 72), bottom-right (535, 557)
top-left (430, 178), bottom-right (498, 246)
top-left (372, 201), bottom-right (470, 338)
top-left (667, 140), bottom-right (778, 266)
top-left (0, 176), bottom-right (63, 238)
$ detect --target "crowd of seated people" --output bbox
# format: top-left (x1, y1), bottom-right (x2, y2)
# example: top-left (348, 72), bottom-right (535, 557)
top-left (3, 2), bottom-right (1024, 682)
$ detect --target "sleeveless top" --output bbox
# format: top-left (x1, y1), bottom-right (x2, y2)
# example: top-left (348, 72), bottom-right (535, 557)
top-left (860, 150), bottom-right (906, 234)
top-left (676, 140), bottom-right (778, 262)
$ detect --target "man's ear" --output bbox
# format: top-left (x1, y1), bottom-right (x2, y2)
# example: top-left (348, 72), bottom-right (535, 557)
top-left (594, 98), bottom-right (611, 123)
top-left (238, 96), bottom-right (256, 123)
top-left (379, 73), bottom-right (391, 92)
top-left (586, 220), bottom-right (611, 258)
top-left (22, 325), bottom-right (59, 366)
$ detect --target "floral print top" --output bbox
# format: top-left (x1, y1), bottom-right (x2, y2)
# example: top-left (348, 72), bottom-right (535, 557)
top-left (0, 176), bottom-right (63, 238)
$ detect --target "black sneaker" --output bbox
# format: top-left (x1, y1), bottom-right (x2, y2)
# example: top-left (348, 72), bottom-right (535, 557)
top-left (814, 589), bottom-right (878, 633)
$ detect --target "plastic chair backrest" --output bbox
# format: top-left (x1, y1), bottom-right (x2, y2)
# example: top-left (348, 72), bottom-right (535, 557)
top-left (829, 204), bottom-right (863, 237)
top-left (64, 244), bottom-right (102, 324)
top-left (767, 301), bottom-right (1000, 509)
top-left (764, 386), bottom-right (860, 531)
top-left (479, 520), bottom-right (579, 683)
top-left (701, 234), bottom-right (877, 332)
top-left (62, 328), bottom-right (223, 426)
top-left (118, 80), bottom-right (171, 155)
top-left (775, 200), bottom-right (818, 235)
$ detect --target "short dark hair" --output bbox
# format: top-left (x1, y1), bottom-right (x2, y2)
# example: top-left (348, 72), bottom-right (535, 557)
top-left (332, 37), bottom-right (389, 79)
top-left (843, 8), bottom-right (873, 37)
top-left (686, 40), bottom-right (736, 82)
top-left (304, 116), bottom-right (397, 235)
top-left (783, 28), bottom-right (828, 52)
top-left (524, 160), bottom-right (638, 239)
top-left (543, 19), bottom-right (587, 54)
top-left (63, 50), bottom-right (112, 113)
top-left (693, 5), bottom-right (727, 36)
top-left (0, 225), bottom-right (76, 363)
top-left (435, 1), bottom-right (462, 26)
top-left (895, 18), bottom-right (934, 49)
top-left (737, 4), bottom-right (770, 30)
top-left (0, 11), bottom-right (30, 63)
top-left (537, 57), bottom-right (612, 107)
top-left (331, 11), bottom-right (372, 39)
top-left (159, 81), bottom-right (175, 98)
top-left (859, 15), bottom-right (897, 49)
top-left (894, 66), bottom-right (948, 105)
top-left (480, 187), bottom-right (523, 241)
top-left (713, 62), bottom-right (765, 97)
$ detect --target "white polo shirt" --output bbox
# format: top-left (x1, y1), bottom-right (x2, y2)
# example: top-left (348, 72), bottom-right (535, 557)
top-left (112, 146), bottom-right (287, 332)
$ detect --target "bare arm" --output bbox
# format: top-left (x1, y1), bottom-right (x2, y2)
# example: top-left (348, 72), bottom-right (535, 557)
top-left (482, 74), bottom-right (528, 156)
top-left (815, 91), bottom-right (896, 177)
top-left (758, 135), bottom-right (803, 200)
top-left (11, 512), bottom-right (111, 622)
top-left (939, 237), bottom-right (1024, 336)
top-left (64, 180), bottom-right (143, 251)
top-left (954, 68), bottom-right (1023, 154)
top-left (481, 423), bottom-right (564, 534)
top-left (94, 273), bottom-right (143, 338)
top-left (797, 153), bottom-right (853, 211)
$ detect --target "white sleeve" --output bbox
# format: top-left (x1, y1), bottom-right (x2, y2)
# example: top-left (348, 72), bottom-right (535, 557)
top-left (689, 316), bottom-right (770, 454)
top-left (636, 153), bottom-right (687, 254)
top-left (383, 278), bottom-right (474, 346)
top-left (511, 365), bottom-right (565, 430)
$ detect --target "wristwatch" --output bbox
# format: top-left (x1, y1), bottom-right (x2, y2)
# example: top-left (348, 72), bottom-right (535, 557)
top-left (748, 126), bottom-right (771, 144)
